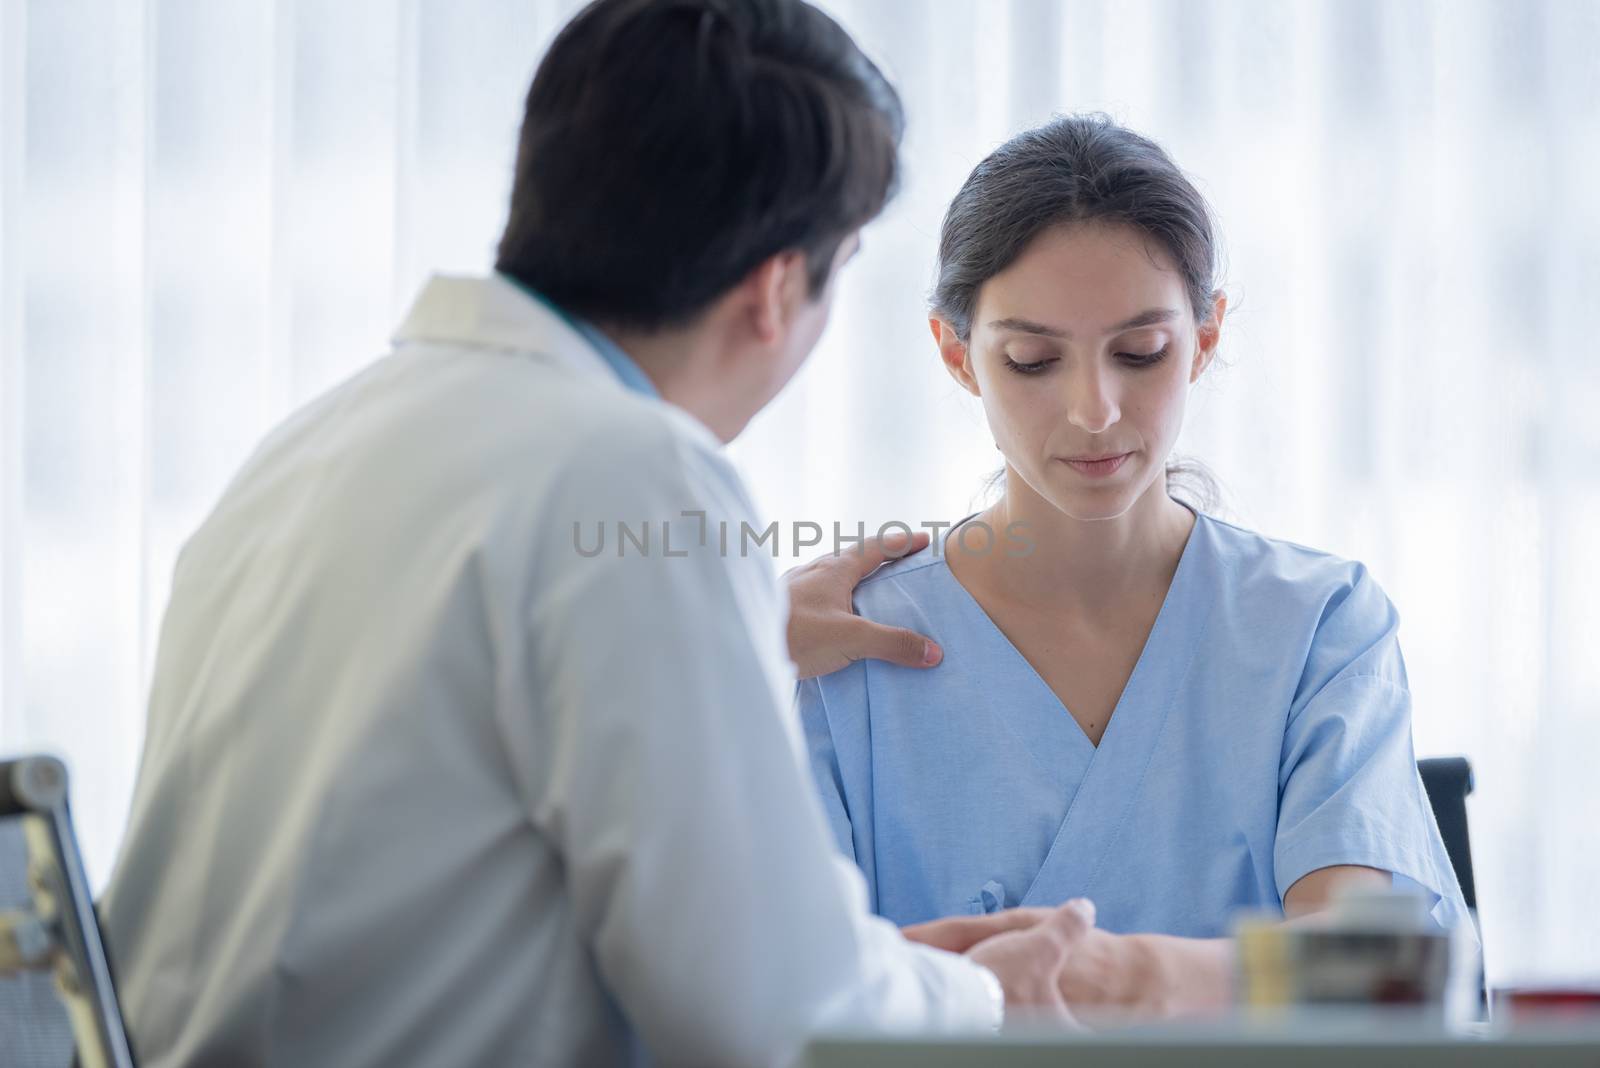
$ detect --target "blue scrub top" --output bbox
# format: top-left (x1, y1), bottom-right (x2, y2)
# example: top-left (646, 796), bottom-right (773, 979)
top-left (797, 513), bottom-right (1473, 940)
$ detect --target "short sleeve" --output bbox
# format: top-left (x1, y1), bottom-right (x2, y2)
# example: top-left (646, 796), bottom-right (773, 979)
top-left (1273, 568), bottom-right (1474, 938)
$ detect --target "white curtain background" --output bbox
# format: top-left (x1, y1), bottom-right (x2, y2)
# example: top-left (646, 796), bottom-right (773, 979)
top-left (2, 0), bottom-right (1596, 987)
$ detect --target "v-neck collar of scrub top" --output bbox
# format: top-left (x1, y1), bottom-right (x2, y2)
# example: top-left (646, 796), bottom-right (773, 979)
top-left (935, 508), bottom-right (1219, 907)
top-left (391, 272), bottom-right (661, 400)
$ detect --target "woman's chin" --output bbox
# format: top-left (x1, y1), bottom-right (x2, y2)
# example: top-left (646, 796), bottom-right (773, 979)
top-left (1043, 479), bottom-right (1146, 523)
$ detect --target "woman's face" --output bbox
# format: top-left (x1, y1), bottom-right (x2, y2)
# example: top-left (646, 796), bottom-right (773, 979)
top-left (936, 221), bottom-right (1223, 522)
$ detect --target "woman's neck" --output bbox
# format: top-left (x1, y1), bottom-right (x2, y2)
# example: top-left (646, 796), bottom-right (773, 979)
top-left (947, 474), bottom-right (1196, 619)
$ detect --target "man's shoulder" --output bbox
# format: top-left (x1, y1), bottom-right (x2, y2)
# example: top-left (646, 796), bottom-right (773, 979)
top-left (551, 391), bottom-right (747, 511)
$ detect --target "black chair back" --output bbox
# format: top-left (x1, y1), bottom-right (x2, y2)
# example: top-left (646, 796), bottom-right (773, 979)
top-left (1417, 755), bottom-right (1486, 1018)
top-left (1417, 756), bottom-right (1477, 911)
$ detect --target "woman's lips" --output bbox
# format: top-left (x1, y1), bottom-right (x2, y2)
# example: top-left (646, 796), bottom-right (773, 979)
top-left (1061, 452), bottom-right (1132, 478)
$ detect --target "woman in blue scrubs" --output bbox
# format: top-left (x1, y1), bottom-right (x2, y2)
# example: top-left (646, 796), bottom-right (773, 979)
top-left (796, 114), bottom-right (1472, 1015)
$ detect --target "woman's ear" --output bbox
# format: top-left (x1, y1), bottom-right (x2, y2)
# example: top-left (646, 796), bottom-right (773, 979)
top-left (1190, 290), bottom-right (1228, 383)
top-left (931, 316), bottom-right (981, 396)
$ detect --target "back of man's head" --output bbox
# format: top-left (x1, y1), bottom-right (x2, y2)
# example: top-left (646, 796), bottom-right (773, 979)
top-left (495, 0), bottom-right (904, 332)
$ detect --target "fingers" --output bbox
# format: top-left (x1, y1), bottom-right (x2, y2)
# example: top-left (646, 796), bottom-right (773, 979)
top-left (905, 902), bottom-right (1095, 957)
top-left (902, 907), bottom-right (1056, 953)
top-left (974, 906), bottom-right (1058, 937)
top-left (846, 619), bottom-right (941, 669)
top-left (1041, 897), bottom-right (1097, 944)
top-left (848, 529), bottom-right (931, 579)
top-left (782, 530), bottom-right (940, 678)
top-left (964, 902), bottom-right (1099, 1023)
top-left (900, 918), bottom-right (974, 954)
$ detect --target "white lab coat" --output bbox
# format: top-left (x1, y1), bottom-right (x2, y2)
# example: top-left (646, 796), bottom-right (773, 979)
top-left (98, 274), bottom-right (997, 1068)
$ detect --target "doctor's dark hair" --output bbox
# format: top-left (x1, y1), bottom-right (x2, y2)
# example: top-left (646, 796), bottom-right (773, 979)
top-left (935, 114), bottom-right (1226, 513)
top-left (495, 0), bottom-right (904, 331)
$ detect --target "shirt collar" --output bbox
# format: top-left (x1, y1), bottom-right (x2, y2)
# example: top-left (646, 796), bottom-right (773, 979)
top-left (493, 272), bottom-right (660, 399)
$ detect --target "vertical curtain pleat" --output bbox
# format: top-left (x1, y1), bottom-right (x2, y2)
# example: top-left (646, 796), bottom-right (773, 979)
top-left (1, 0), bottom-right (26, 763)
top-left (8, 0), bottom-right (154, 896)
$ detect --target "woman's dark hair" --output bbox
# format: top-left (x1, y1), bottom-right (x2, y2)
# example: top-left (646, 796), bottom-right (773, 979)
top-left (935, 114), bottom-right (1225, 513)
top-left (496, 0), bottom-right (904, 331)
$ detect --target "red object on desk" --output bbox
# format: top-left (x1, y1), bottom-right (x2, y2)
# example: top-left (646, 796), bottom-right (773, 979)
top-left (1497, 986), bottom-right (1600, 1021)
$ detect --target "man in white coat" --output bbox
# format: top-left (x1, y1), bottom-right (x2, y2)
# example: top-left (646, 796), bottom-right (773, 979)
top-left (100, 1), bottom-right (1098, 1064)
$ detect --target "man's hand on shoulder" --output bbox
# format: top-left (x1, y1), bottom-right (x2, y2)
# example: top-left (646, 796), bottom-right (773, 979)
top-left (783, 529), bottom-right (942, 679)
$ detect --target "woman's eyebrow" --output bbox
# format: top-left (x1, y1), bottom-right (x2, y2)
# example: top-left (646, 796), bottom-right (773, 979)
top-left (1110, 307), bottom-right (1181, 332)
top-left (987, 316), bottom-right (1067, 338)
top-left (986, 307), bottom-right (1181, 339)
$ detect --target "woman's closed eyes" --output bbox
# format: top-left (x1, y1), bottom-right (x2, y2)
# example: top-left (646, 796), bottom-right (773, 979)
top-left (1001, 345), bottom-right (1170, 375)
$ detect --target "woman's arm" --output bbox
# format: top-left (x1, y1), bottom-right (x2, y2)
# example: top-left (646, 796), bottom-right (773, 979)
top-left (1283, 864), bottom-right (1389, 918)
top-left (1091, 864), bottom-right (1392, 1020)
top-left (906, 911), bottom-right (1235, 1022)
top-left (907, 865), bottom-right (1394, 1023)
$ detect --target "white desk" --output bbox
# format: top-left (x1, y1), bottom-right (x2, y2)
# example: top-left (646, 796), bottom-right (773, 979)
top-left (803, 1017), bottom-right (1600, 1067)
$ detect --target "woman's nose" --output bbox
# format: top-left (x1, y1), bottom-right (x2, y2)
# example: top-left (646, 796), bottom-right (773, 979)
top-left (1065, 362), bottom-right (1120, 435)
